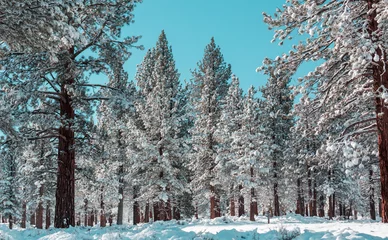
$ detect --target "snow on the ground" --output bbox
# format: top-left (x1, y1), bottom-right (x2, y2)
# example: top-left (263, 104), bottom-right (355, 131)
top-left (1, 214), bottom-right (387, 240)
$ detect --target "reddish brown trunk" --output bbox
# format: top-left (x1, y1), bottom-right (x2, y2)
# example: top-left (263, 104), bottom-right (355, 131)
top-left (54, 47), bottom-right (75, 228)
top-left (166, 198), bottom-right (172, 220)
top-left (87, 212), bottom-right (93, 226)
top-left (21, 202), bottom-right (26, 228)
top-left (230, 197), bottom-right (235, 216)
top-left (133, 201), bottom-right (140, 225)
top-left (210, 185), bottom-right (220, 219)
top-left (46, 201), bottom-right (51, 229)
top-left (368, 0), bottom-right (388, 223)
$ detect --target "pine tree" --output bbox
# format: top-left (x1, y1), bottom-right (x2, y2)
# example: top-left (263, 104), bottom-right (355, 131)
top-left (263, 0), bottom-right (388, 222)
top-left (260, 61), bottom-right (293, 216)
top-left (190, 37), bottom-right (231, 219)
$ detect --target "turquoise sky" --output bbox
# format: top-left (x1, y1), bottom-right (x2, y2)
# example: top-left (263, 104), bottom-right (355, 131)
top-left (121, 0), bottom-right (299, 92)
top-left (1, 1), bottom-right (309, 137)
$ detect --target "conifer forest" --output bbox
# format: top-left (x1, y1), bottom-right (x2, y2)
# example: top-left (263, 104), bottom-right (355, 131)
top-left (1, 1), bottom-right (388, 239)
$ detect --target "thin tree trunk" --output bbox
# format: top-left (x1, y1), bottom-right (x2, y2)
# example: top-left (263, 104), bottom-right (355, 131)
top-left (379, 198), bottom-right (382, 217)
top-left (100, 188), bottom-right (106, 227)
top-left (230, 197), bottom-right (235, 216)
top-left (117, 165), bottom-right (124, 225)
top-left (308, 169), bottom-right (312, 217)
top-left (250, 188), bottom-right (257, 221)
top-left (370, 169), bottom-right (376, 220)
top-left (332, 193), bottom-right (336, 218)
top-left (36, 184), bottom-right (44, 229)
top-left (30, 211), bottom-right (36, 225)
top-left (318, 195), bottom-right (325, 217)
top-left (8, 215), bottom-right (12, 230)
top-left (210, 185), bottom-right (219, 219)
top-left (54, 47), bottom-right (76, 228)
top-left (339, 202), bottom-right (343, 218)
top-left (273, 160), bottom-right (280, 216)
top-left (328, 195), bottom-right (333, 220)
top-left (296, 177), bottom-right (304, 216)
top-left (312, 181), bottom-right (317, 216)
top-left (368, 0), bottom-right (388, 223)
top-left (145, 202), bottom-right (150, 223)
top-left (21, 202), bottom-right (26, 228)
top-left (46, 201), bottom-right (51, 229)
top-left (133, 201), bottom-right (140, 225)
top-left (84, 199), bottom-right (88, 226)
top-left (238, 185), bottom-right (244, 217)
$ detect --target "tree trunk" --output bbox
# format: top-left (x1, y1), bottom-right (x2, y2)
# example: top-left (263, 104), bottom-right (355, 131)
top-left (36, 184), bottom-right (44, 229)
top-left (84, 199), bottom-right (88, 226)
top-left (8, 215), bottom-right (13, 230)
top-left (117, 165), bottom-right (124, 225)
top-left (46, 201), bottom-right (51, 229)
top-left (145, 202), bottom-right (150, 223)
top-left (273, 161), bottom-right (280, 216)
top-left (230, 197), bottom-right (235, 216)
top-left (296, 177), bottom-right (304, 216)
top-left (370, 169), bottom-right (376, 220)
top-left (332, 193), bottom-right (336, 218)
top-left (238, 185), bottom-right (244, 217)
top-left (30, 211), bottom-right (36, 225)
top-left (54, 47), bottom-right (76, 228)
top-left (328, 195), bottom-right (333, 220)
top-left (21, 202), bottom-right (26, 228)
top-left (250, 188), bottom-right (257, 221)
top-left (133, 201), bottom-right (140, 225)
top-left (368, 0), bottom-right (388, 223)
top-left (318, 195), bottom-right (324, 217)
top-left (108, 215), bottom-right (112, 226)
top-left (312, 181), bottom-right (317, 216)
top-left (100, 189), bottom-right (106, 227)
top-left (379, 198), bottom-right (382, 217)
top-left (210, 185), bottom-right (220, 219)
top-left (339, 202), bottom-right (343, 218)
top-left (173, 205), bottom-right (180, 220)
top-left (308, 169), bottom-right (312, 217)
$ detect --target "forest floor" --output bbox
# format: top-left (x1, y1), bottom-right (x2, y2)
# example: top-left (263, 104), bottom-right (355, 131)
top-left (0, 214), bottom-right (387, 239)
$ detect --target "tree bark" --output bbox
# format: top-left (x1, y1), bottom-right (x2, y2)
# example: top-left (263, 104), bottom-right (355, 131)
top-left (84, 199), bottom-right (88, 226)
top-left (230, 197), bottom-right (235, 216)
top-left (370, 169), bottom-right (376, 220)
top-left (250, 188), bottom-right (257, 221)
top-left (54, 47), bottom-right (76, 228)
top-left (318, 195), bottom-right (324, 217)
top-left (312, 181), bottom-right (317, 216)
top-left (36, 184), bottom-right (44, 229)
top-left (100, 188), bottom-right (106, 227)
top-left (238, 185), bottom-right (245, 217)
top-left (308, 169), bottom-right (313, 217)
top-left (210, 185), bottom-right (220, 219)
top-left (273, 161), bottom-right (280, 216)
top-left (30, 211), bottom-right (36, 226)
top-left (8, 215), bottom-right (13, 230)
top-left (46, 201), bottom-right (50, 229)
top-left (296, 177), bottom-right (304, 216)
top-left (145, 202), bottom-right (150, 223)
top-left (368, 0), bottom-right (388, 223)
top-left (133, 201), bottom-right (140, 225)
top-left (117, 165), bottom-right (124, 225)
top-left (21, 202), bottom-right (26, 228)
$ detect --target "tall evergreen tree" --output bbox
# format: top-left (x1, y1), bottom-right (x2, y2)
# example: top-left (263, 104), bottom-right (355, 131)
top-left (190, 38), bottom-right (231, 219)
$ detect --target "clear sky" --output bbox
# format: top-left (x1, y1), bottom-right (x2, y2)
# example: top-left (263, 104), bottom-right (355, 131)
top-left (120, 0), bottom-right (306, 92)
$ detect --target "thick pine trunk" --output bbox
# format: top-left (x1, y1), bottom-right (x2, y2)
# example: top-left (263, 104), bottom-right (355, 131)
top-left (117, 165), bottom-right (124, 225)
top-left (328, 195), bottom-right (333, 220)
top-left (273, 161), bottom-right (280, 216)
top-left (379, 198), bottom-right (382, 217)
top-left (133, 201), bottom-right (140, 225)
top-left (46, 201), bottom-right (50, 229)
top-left (368, 0), bottom-right (388, 223)
top-left (21, 202), bottom-right (26, 228)
top-left (238, 185), bottom-right (244, 217)
top-left (54, 47), bottom-right (75, 228)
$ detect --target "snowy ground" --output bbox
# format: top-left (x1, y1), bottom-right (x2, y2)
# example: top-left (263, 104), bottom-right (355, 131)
top-left (1, 214), bottom-right (388, 239)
